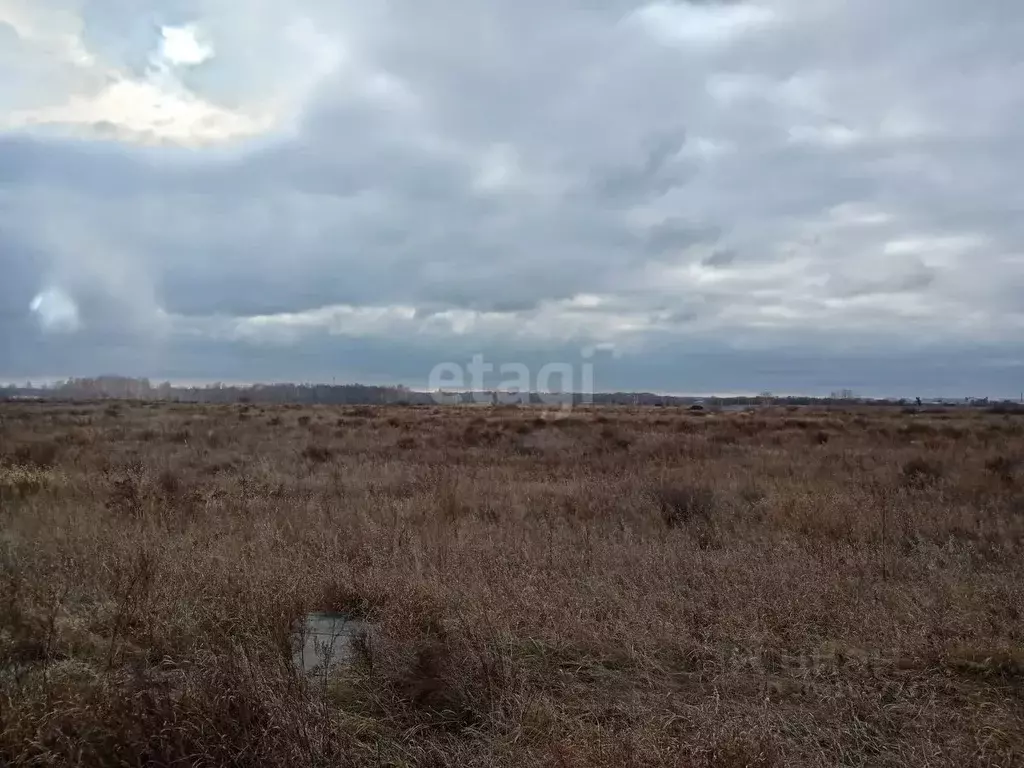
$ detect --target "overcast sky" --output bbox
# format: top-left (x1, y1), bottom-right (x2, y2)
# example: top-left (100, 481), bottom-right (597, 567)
top-left (2, 0), bottom-right (1023, 397)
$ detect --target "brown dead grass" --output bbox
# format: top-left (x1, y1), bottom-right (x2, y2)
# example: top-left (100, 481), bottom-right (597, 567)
top-left (1, 402), bottom-right (1022, 766)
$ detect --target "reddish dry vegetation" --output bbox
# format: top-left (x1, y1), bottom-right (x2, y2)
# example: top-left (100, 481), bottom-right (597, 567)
top-left (1, 401), bottom-right (1023, 767)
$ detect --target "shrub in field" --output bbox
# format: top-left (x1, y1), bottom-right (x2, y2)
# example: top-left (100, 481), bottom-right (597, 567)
top-left (985, 455), bottom-right (1019, 485)
top-left (301, 444), bottom-right (334, 463)
top-left (902, 456), bottom-right (945, 487)
top-left (9, 440), bottom-right (61, 469)
top-left (655, 484), bottom-right (718, 528)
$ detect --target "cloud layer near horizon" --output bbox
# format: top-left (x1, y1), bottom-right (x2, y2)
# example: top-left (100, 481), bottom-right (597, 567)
top-left (2, 0), bottom-right (1024, 396)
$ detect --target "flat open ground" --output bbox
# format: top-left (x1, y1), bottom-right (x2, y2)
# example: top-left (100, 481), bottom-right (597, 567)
top-left (1, 402), bottom-right (1022, 766)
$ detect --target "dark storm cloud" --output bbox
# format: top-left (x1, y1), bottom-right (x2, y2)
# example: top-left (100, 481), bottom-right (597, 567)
top-left (702, 249), bottom-right (736, 268)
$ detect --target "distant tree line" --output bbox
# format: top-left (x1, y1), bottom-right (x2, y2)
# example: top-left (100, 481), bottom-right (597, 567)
top-left (0, 377), bottom-right (428, 405)
top-left (1, 375), bottom-right (1019, 409)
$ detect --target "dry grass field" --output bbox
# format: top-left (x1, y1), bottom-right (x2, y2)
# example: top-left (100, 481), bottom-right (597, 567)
top-left (1, 401), bottom-right (1022, 767)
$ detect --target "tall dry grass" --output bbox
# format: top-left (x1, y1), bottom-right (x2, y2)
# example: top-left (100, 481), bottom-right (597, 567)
top-left (1, 401), bottom-right (1022, 766)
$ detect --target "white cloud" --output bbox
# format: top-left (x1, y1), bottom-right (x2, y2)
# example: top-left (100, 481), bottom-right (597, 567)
top-left (0, 4), bottom-right (347, 146)
top-left (183, 293), bottom-right (673, 350)
top-left (787, 123), bottom-right (862, 147)
top-left (0, 13), bottom-right (267, 145)
top-left (472, 144), bottom-right (521, 192)
top-left (634, 1), bottom-right (775, 46)
top-left (827, 203), bottom-right (893, 227)
top-left (6, 76), bottom-right (271, 144)
top-left (883, 235), bottom-right (988, 259)
top-left (157, 24), bottom-right (214, 68)
top-left (30, 286), bottom-right (80, 333)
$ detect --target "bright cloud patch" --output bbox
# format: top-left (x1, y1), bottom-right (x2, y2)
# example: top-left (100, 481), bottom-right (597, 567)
top-left (634, 1), bottom-right (775, 46)
top-left (157, 24), bottom-right (213, 68)
top-left (29, 287), bottom-right (81, 333)
top-left (0, 7), bottom-right (329, 146)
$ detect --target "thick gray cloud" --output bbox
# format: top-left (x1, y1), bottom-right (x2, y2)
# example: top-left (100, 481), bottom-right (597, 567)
top-left (1, 0), bottom-right (1023, 396)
